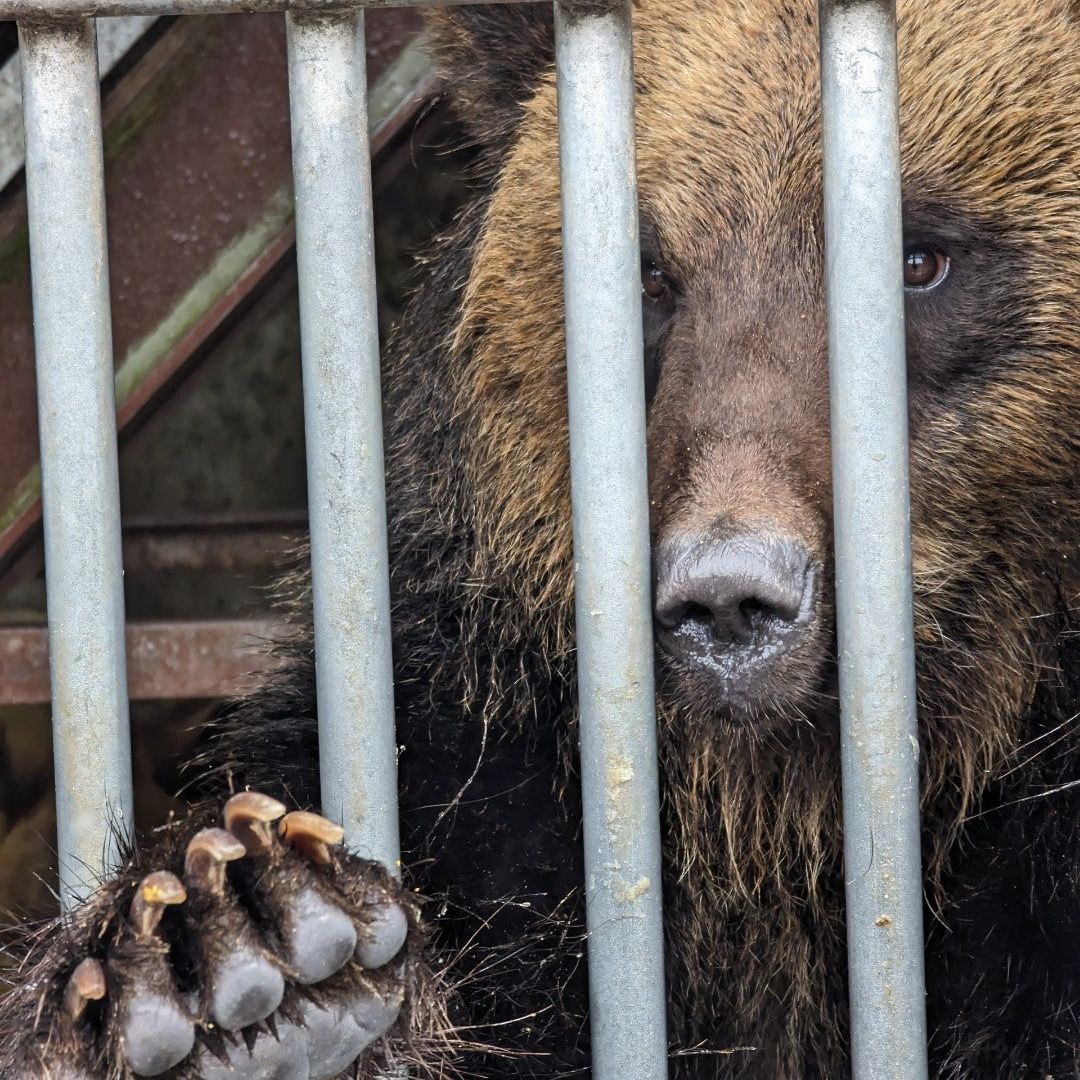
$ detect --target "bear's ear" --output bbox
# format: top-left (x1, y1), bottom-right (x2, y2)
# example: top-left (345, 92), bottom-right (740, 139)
top-left (425, 5), bottom-right (555, 152)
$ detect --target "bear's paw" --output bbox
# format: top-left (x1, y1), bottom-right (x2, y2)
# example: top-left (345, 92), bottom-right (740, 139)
top-left (14, 792), bottom-right (417, 1080)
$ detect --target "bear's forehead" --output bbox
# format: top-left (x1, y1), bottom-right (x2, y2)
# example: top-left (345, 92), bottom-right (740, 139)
top-left (637, 0), bottom-right (1077, 249)
top-left (504, 0), bottom-right (1079, 277)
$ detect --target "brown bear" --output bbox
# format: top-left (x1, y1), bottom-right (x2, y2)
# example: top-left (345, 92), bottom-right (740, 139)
top-left (2, 1), bottom-right (1077, 1077)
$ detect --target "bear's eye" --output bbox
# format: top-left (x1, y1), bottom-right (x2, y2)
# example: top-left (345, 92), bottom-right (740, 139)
top-left (903, 245), bottom-right (950, 291)
top-left (642, 260), bottom-right (677, 302)
top-left (641, 257), bottom-right (678, 405)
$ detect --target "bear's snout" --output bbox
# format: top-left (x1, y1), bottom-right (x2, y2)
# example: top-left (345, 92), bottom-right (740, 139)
top-left (653, 522), bottom-right (819, 709)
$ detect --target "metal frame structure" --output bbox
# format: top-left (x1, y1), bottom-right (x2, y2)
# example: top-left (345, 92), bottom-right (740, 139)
top-left (555, 6), bottom-right (667, 1076)
top-left (2, 0), bottom-right (928, 1075)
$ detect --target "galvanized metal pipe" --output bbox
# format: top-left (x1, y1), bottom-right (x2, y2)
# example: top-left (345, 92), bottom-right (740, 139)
top-left (554, 4), bottom-right (668, 1079)
top-left (819, 2), bottom-right (929, 1077)
top-left (0, 0), bottom-right (533, 20)
top-left (19, 19), bottom-right (133, 908)
top-left (287, 9), bottom-right (399, 872)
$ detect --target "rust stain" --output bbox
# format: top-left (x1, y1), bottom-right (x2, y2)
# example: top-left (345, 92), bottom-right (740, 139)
top-left (614, 876), bottom-right (650, 903)
top-left (0, 619), bottom-right (286, 703)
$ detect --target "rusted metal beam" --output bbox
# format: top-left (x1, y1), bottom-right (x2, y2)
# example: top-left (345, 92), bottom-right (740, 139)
top-left (1, 511), bottom-right (307, 590)
top-left (0, 619), bottom-right (286, 704)
top-left (122, 527), bottom-right (302, 574)
top-left (121, 513), bottom-right (306, 573)
top-left (0, 0), bottom-right (532, 18)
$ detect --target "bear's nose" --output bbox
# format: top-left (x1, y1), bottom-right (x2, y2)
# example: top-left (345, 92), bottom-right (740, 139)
top-left (653, 527), bottom-right (816, 690)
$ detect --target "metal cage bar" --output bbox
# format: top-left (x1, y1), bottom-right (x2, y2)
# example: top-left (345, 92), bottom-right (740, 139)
top-left (287, 8), bottom-right (400, 871)
top-left (554, 4), bottom-right (669, 1080)
top-left (819, 2), bottom-right (929, 1078)
top-left (19, 19), bottom-right (134, 908)
top-left (0, 0), bottom-right (534, 18)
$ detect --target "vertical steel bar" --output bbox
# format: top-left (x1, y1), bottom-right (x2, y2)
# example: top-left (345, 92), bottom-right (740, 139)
top-left (819, 3), bottom-right (929, 1077)
top-left (554, 4), bottom-right (668, 1080)
top-left (287, 9), bottom-right (400, 871)
top-left (19, 19), bottom-right (133, 908)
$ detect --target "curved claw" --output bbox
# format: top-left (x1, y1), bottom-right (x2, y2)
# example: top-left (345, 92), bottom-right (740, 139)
top-left (63, 957), bottom-right (106, 1022)
top-left (185, 827), bottom-right (246, 895)
top-left (279, 811), bottom-right (345, 867)
top-left (224, 792), bottom-right (287, 856)
top-left (129, 872), bottom-right (186, 938)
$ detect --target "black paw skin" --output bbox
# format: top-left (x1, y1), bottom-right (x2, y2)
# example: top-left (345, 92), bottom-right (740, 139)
top-left (194, 1025), bottom-right (308, 1079)
top-left (0, 793), bottom-right (423, 1079)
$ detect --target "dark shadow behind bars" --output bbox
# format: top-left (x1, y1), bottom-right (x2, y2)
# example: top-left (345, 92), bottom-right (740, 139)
top-left (2, 1), bottom-right (928, 1077)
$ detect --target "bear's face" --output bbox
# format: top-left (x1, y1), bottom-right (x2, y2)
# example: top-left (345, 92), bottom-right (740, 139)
top-left (452, 0), bottom-right (1079, 792)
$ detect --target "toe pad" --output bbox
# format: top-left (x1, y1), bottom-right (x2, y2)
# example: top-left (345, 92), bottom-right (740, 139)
top-left (300, 998), bottom-right (377, 1080)
top-left (120, 992), bottom-right (195, 1077)
top-left (283, 887), bottom-right (358, 985)
top-left (209, 949), bottom-right (286, 1031)
top-left (357, 899), bottom-right (409, 970)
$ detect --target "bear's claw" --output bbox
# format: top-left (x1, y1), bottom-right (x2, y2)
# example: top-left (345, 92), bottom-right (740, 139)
top-left (19, 793), bottom-right (415, 1079)
top-left (223, 792), bottom-right (288, 857)
top-left (129, 871), bottom-right (187, 937)
top-left (184, 828), bottom-right (246, 895)
top-left (63, 959), bottom-right (106, 1022)
top-left (279, 812), bottom-right (345, 868)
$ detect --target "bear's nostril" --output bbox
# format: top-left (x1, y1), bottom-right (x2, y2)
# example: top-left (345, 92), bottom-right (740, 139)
top-left (736, 597), bottom-right (768, 638)
top-left (739, 598), bottom-right (765, 618)
top-left (683, 601), bottom-right (714, 627)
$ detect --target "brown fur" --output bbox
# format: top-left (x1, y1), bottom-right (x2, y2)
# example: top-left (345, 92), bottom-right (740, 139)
top-left (433, 0), bottom-right (1080, 1073)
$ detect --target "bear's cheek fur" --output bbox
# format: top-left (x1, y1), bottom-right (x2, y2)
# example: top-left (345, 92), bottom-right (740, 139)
top-left (904, 376), bottom-right (1062, 789)
top-left (903, 263), bottom-right (1071, 727)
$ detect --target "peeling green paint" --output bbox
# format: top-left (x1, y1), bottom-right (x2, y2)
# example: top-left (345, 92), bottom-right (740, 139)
top-left (0, 465), bottom-right (41, 536)
top-left (1, 187), bottom-right (295, 539)
top-left (0, 223), bottom-right (29, 286)
top-left (103, 33), bottom-right (206, 170)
